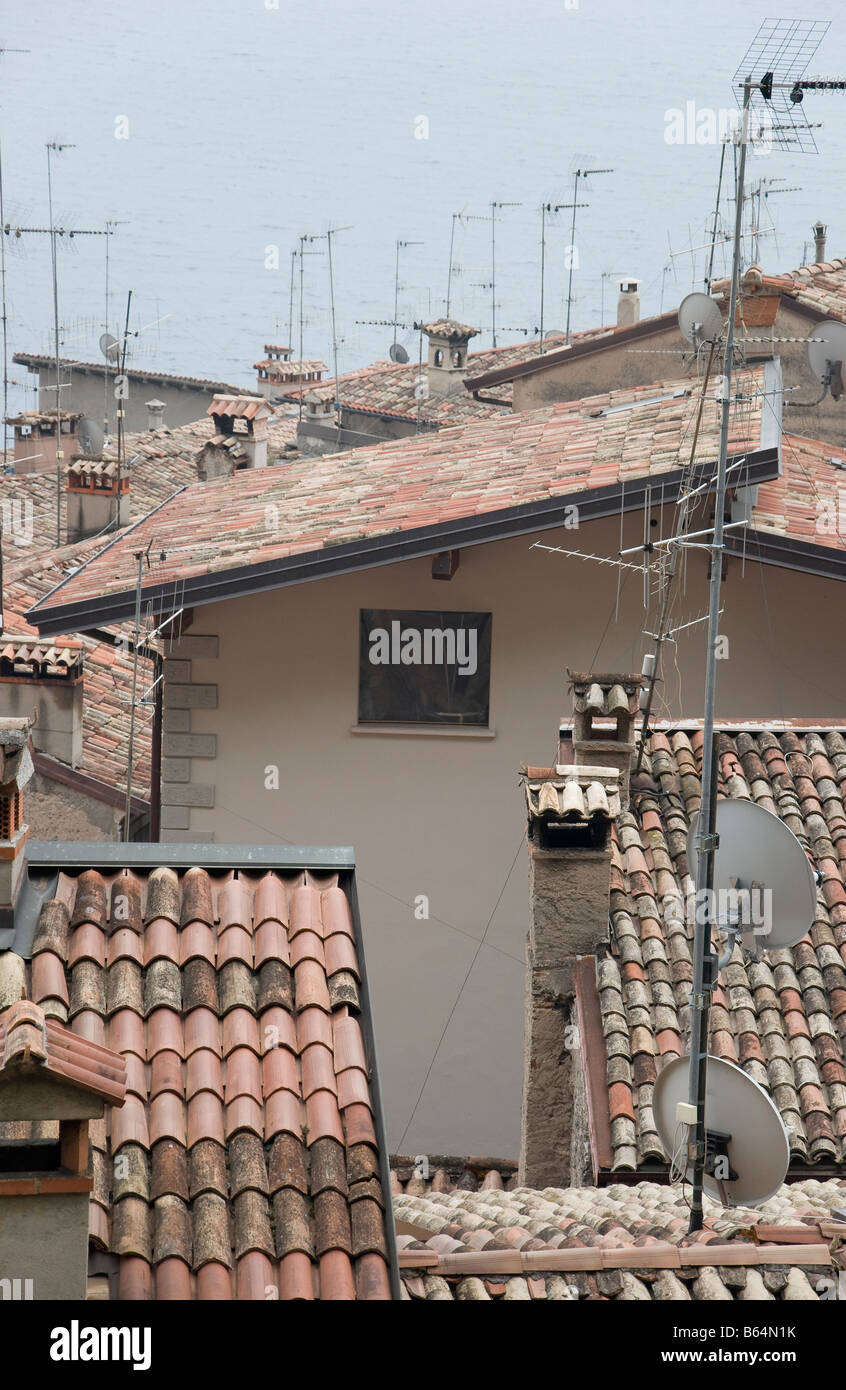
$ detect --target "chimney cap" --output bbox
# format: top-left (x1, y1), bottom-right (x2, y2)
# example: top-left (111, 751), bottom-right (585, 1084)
top-left (618, 277), bottom-right (640, 291)
top-left (421, 318), bottom-right (480, 343)
top-left (207, 394), bottom-right (273, 422)
top-left (145, 397), bottom-right (166, 410)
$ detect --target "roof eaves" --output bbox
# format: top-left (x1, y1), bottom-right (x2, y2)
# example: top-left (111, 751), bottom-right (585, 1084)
top-left (26, 448), bottom-right (779, 637)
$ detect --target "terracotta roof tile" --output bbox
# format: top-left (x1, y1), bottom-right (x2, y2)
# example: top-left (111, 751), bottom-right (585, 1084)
top-left (14, 864), bottom-right (393, 1300)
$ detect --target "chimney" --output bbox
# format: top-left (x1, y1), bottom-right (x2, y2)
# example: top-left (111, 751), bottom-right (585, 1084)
top-left (0, 636), bottom-right (84, 768)
top-left (205, 395), bottom-right (272, 469)
top-left (518, 758), bottom-right (621, 1188)
top-left (145, 398), bottom-right (165, 430)
top-left (566, 670), bottom-right (642, 804)
top-left (813, 220), bottom-right (827, 263)
top-left (617, 278), bottom-right (640, 328)
top-left (65, 457), bottom-right (130, 542)
top-left (7, 411), bottom-right (82, 476)
top-left (0, 998), bottom-right (126, 1299)
top-left (422, 319), bottom-right (479, 397)
top-left (0, 716), bottom-right (34, 930)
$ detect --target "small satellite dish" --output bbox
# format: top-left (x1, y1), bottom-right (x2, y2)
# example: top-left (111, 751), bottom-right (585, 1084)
top-left (806, 321), bottom-right (846, 399)
top-left (76, 417), bottom-right (105, 457)
top-left (654, 1055), bottom-right (790, 1206)
top-left (99, 332), bottom-right (120, 362)
top-left (688, 799), bottom-right (817, 951)
top-left (389, 343), bottom-right (409, 364)
top-left (678, 292), bottom-right (723, 346)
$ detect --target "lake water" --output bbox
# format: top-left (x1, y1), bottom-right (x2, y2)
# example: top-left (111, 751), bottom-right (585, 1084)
top-left (2, 0), bottom-right (846, 413)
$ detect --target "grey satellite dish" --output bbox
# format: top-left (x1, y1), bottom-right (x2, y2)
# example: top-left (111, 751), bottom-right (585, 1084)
top-left (806, 321), bottom-right (846, 400)
top-left (99, 332), bottom-right (120, 362)
top-left (76, 417), bottom-right (105, 456)
top-left (678, 292), bottom-right (723, 346)
top-left (688, 799), bottom-right (817, 952)
top-left (654, 1054), bottom-right (790, 1206)
top-left (389, 343), bottom-right (409, 364)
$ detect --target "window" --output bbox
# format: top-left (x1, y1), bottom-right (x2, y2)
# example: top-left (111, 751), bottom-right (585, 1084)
top-left (358, 608), bottom-right (492, 725)
top-left (433, 349), bottom-right (443, 367)
top-left (452, 350), bottom-right (463, 367)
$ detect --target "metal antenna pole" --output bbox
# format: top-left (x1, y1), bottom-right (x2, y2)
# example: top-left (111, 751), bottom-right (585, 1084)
top-left (47, 142), bottom-right (74, 547)
top-left (288, 249), bottom-right (296, 357)
top-left (705, 141), bottom-right (728, 293)
top-left (446, 213), bottom-right (459, 317)
top-left (490, 201), bottom-right (520, 347)
top-left (325, 226), bottom-right (351, 442)
top-left (686, 81), bottom-right (751, 1236)
top-left (298, 235), bottom-right (306, 425)
top-left (564, 168), bottom-right (612, 342)
top-left (123, 550), bottom-right (144, 842)
top-left (115, 290), bottom-right (132, 529)
top-left (539, 204), bottom-right (547, 352)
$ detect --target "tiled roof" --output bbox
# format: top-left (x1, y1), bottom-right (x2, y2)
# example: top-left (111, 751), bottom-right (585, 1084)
top-left (2, 411), bottom-right (300, 566)
top-left (591, 726), bottom-right (846, 1177)
top-left (0, 998), bottom-right (126, 1106)
top-left (13, 860), bottom-right (394, 1300)
top-left (25, 368), bottom-right (771, 630)
top-left (712, 255), bottom-right (846, 325)
top-left (3, 543), bottom-right (153, 798)
top-left (282, 333), bottom-right (575, 422)
top-left (394, 1179), bottom-right (846, 1301)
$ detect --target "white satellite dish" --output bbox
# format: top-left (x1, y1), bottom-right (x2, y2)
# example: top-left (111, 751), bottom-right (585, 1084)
top-left (654, 1054), bottom-right (790, 1206)
top-left (76, 417), bottom-right (105, 457)
top-left (688, 799), bottom-right (817, 951)
top-left (806, 321), bottom-right (846, 399)
top-left (678, 292), bottom-right (723, 346)
top-left (99, 332), bottom-right (120, 363)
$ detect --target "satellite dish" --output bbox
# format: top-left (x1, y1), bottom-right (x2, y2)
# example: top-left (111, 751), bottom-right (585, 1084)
top-left (654, 1055), bottom-right (790, 1206)
top-left (806, 321), bottom-right (846, 399)
top-left (688, 799), bottom-right (817, 952)
top-left (76, 417), bottom-right (105, 457)
top-left (389, 343), bottom-right (409, 364)
top-left (678, 293), bottom-right (723, 346)
top-left (99, 332), bottom-right (120, 362)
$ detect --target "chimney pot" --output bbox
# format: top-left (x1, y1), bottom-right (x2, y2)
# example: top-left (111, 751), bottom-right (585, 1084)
top-left (145, 398), bottom-right (165, 430)
top-left (813, 220), bottom-right (827, 264)
top-left (617, 278), bottom-right (640, 328)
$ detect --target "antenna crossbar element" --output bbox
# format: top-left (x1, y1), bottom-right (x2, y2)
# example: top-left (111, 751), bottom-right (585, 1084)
top-left (531, 541), bottom-right (646, 573)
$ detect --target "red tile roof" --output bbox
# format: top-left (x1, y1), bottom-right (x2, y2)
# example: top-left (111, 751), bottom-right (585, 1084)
top-left (585, 725), bottom-right (846, 1177)
top-left (18, 859), bottom-right (395, 1300)
top-left (394, 1179), bottom-right (845, 1300)
top-left (0, 998), bottom-right (127, 1107)
top-left (26, 368), bottom-right (773, 634)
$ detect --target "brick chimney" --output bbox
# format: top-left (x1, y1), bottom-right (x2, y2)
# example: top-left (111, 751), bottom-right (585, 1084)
top-left (66, 458), bottom-right (130, 542)
top-left (0, 716), bottom-right (34, 933)
top-left (0, 635), bottom-right (84, 768)
top-left (205, 395), bottom-right (272, 469)
top-left (617, 279), bottom-right (640, 328)
top-left (0, 999), bottom-right (126, 1299)
top-left (422, 319), bottom-right (479, 396)
top-left (519, 758), bottom-right (620, 1188)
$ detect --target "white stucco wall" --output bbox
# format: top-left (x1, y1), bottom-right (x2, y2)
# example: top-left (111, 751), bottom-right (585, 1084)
top-left (171, 509), bottom-right (846, 1156)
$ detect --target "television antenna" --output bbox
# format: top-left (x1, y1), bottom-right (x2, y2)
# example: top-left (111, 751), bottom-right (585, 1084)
top-left (563, 168), bottom-right (613, 344)
top-left (538, 200), bottom-right (586, 353)
top-left (678, 14), bottom-right (845, 1236)
top-left (392, 239), bottom-right (422, 356)
top-left (489, 201), bottom-right (521, 347)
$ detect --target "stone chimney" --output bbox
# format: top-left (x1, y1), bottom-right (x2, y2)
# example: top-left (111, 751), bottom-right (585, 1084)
top-left (617, 278), bottom-right (640, 328)
top-left (813, 221), bottom-right (827, 263)
top-left (0, 716), bottom-right (34, 931)
top-left (519, 759), bottom-right (620, 1188)
top-left (205, 395), bottom-right (272, 469)
top-left (422, 319), bottom-right (479, 396)
top-left (0, 998), bottom-right (126, 1299)
top-left (254, 347), bottom-right (325, 399)
top-left (66, 458), bottom-right (130, 542)
top-left (7, 411), bottom-right (82, 476)
top-left (145, 398), bottom-right (165, 430)
top-left (0, 636), bottom-right (84, 768)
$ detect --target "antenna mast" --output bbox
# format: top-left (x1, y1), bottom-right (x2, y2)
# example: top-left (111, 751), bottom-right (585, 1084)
top-left (686, 16), bottom-right (843, 1236)
top-left (564, 168), bottom-right (612, 343)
